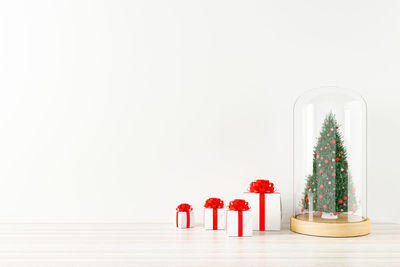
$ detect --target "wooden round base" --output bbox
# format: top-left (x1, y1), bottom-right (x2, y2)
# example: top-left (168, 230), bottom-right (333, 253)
top-left (290, 214), bottom-right (370, 237)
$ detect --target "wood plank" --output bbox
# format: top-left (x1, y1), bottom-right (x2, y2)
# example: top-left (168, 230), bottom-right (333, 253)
top-left (0, 223), bottom-right (397, 266)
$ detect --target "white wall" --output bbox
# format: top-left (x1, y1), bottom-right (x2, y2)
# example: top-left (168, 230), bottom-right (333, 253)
top-left (0, 0), bottom-right (399, 223)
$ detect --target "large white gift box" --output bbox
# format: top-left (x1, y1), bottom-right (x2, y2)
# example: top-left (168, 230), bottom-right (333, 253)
top-left (204, 208), bottom-right (225, 230)
top-left (244, 192), bottom-right (281, 231)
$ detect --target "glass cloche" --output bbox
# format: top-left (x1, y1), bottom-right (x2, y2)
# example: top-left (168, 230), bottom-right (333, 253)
top-left (291, 87), bottom-right (370, 237)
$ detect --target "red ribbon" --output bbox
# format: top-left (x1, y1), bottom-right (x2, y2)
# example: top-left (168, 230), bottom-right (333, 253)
top-left (204, 198), bottom-right (224, 209)
top-left (249, 179), bottom-right (275, 231)
top-left (260, 193), bottom-right (265, 231)
top-left (228, 199), bottom-right (250, 211)
top-left (229, 199), bottom-right (250, 237)
top-left (204, 198), bottom-right (224, 230)
top-left (176, 203), bottom-right (192, 228)
top-left (249, 179), bottom-right (275, 193)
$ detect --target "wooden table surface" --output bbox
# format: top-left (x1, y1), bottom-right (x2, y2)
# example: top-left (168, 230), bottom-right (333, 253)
top-left (0, 223), bottom-right (399, 266)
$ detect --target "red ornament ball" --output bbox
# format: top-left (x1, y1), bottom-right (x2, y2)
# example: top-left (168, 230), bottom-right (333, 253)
top-left (319, 194), bottom-right (323, 199)
top-left (333, 212), bottom-right (338, 216)
top-left (305, 197), bottom-right (309, 202)
top-left (335, 158), bottom-right (339, 162)
top-left (318, 212), bottom-right (322, 216)
top-left (319, 169), bottom-right (324, 174)
top-left (343, 196), bottom-right (347, 201)
top-left (323, 204), bottom-right (327, 209)
top-left (320, 184), bottom-right (324, 189)
top-left (332, 173), bottom-right (336, 177)
top-left (307, 185), bottom-right (310, 189)
top-left (339, 199), bottom-right (343, 204)
top-left (331, 140), bottom-right (336, 144)
top-left (301, 208), bottom-right (304, 212)
top-left (325, 160), bottom-right (328, 164)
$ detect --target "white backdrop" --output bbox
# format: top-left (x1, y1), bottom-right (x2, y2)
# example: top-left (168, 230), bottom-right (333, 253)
top-left (0, 0), bottom-right (399, 224)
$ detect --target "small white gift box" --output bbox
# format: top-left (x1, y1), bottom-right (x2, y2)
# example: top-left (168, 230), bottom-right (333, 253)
top-left (176, 204), bottom-right (194, 229)
top-left (204, 208), bottom-right (225, 230)
top-left (226, 210), bottom-right (252, 236)
top-left (226, 199), bottom-right (252, 237)
top-left (203, 198), bottom-right (225, 230)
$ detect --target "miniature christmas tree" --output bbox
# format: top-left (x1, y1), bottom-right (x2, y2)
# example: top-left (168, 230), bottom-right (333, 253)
top-left (302, 112), bottom-right (357, 218)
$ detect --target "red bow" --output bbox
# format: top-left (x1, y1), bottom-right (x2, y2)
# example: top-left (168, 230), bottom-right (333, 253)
top-left (228, 199), bottom-right (250, 211)
top-left (176, 203), bottom-right (192, 212)
top-left (249, 179), bottom-right (275, 193)
top-left (204, 198), bottom-right (224, 209)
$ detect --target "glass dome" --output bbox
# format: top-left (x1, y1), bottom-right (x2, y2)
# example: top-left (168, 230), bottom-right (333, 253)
top-left (291, 87), bottom-right (369, 237)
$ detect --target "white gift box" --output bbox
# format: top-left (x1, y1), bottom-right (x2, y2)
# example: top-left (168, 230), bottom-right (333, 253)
top-left (176, 211), bottom-right (195, 229)
top-left (204, 208), bottom-right (225, 230)
top-left (226, 210), bottom-right (252, 237)
top-left (244, 192), bottom-right (281, 231)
